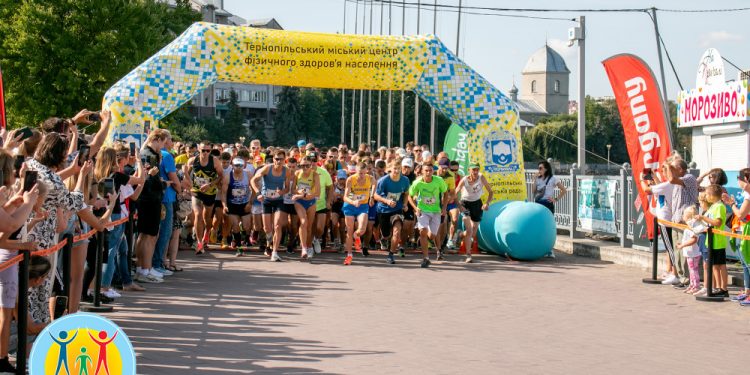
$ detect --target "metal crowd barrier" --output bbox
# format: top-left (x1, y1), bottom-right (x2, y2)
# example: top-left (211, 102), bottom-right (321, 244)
top-left (643, 216), bottom-right (750, 303)
top-left (0, 215), bottom-right (129, 374)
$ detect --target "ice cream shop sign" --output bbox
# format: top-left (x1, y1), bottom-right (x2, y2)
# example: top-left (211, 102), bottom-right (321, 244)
top-left (677, 48), bottom-right (750, 128)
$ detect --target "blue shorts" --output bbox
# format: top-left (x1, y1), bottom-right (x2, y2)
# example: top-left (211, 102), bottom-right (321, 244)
top-left (698, 233), bottom-right (708, 260)
top-left (295, 198), bottom-right (317, 211)
top-left (343, 203), bottom-right (369, 217)
top-left (447, 203), bottom-right (457, 211)
top-left (368, 204), bottom-right (377, 221)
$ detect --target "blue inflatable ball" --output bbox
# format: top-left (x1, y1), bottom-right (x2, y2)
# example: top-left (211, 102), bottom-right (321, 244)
top-left (476, 200), bottom-right (515, 254)
top-left (495, 201), bottom-right (556, 261)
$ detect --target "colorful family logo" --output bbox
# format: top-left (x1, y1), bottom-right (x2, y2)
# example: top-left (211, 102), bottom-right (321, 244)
top-left (29, 313), bottom-right (136, 375)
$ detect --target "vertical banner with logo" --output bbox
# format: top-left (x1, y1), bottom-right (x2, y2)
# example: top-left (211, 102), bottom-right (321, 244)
top-left (602, 54), bottom-right (673, 239)
top-left (0, 65), bottom-right (6, 130)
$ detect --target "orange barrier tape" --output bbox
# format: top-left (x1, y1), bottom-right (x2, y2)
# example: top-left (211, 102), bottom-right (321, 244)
top-left (657, 218), bottom-right (750, 242)
top-left (0, 215), bottom-right (133, 273)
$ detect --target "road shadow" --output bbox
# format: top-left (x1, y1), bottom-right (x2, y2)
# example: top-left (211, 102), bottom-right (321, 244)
top-left (105, 259), bottom-right (386, 374)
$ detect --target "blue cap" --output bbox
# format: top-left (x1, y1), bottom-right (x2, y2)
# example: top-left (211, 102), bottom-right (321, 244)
top-left (297, 140), bottom-right (307, 147)
top-left (336, 169), bottom-right (348, 180)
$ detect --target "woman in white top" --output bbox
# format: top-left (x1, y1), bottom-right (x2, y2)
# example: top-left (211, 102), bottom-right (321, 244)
top-left (534, 161), bottom-right (567, 214)
top-left (456, 162), bottom-right (492, 263)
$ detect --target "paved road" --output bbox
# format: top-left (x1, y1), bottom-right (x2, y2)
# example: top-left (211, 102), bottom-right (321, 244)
top-left (105, 250), bottom-right (749, 374)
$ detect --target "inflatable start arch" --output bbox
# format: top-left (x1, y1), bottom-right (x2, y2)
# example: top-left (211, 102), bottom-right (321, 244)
top-left (103, 22), bottom-right (526, 202)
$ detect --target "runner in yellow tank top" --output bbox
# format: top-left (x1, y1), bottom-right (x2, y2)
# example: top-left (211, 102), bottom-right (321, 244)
top-left (292, 156), bottom-right (320, 260)
top-left (348, 173), bottom-right (372, 205)
top-left (342, 162), bottom-right (375, 265)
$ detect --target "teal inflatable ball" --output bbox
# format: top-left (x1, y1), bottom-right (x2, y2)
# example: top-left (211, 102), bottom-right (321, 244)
top-left (476, 200), bottom-right (516, 254)
top-left (495, 201), bottom-right (556, 261)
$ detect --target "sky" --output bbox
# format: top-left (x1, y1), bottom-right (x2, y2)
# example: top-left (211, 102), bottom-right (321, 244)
top-left (223, 0), bottom-right (748, 100)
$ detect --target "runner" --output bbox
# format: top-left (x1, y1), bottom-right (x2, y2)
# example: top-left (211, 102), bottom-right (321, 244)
top-left (184, 141), bottom-right (223, 254)
top-left (330, 169), bottom-right (347, 252)
top-left (408, 162), bottom-right (448, 268)
top-left (436, 157), bottom-right (456, 259)
top-left (221, 157), bottom-right (253, 257)
top-left (281, 157), bottom-right (300, 255)
top-left (310, 152), bottom-right (333, 255)
top-left (400, 157), bottom-right (417, 257)
top-left (341, 161), bottom-right (375, 265)
top-left (292, 155), bottom-right (321, 259)
top-left (374, 160), bottom-right (411, 264)
top-left (250, 149), bottom-right (291, 261)
top-left (456, 162), bottom-right (492, 263)
top-left (213, 151), bottom-right (232, 248)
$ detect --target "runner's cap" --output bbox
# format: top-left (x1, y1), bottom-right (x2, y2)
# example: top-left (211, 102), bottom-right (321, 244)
top-left (232, 158), bottom-right (245, 167)
top-left (402, 158), bottom-right (414, 168)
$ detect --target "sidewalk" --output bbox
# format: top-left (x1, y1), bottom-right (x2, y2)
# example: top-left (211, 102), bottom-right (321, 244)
top-left (106, 249), bottom-right (750, 374)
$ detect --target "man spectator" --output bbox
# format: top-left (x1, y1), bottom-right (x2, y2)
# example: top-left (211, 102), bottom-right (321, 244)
top-left (153, 131), bottom-right (182, 277)
top-left (668, 157), bottom-right (699, 287)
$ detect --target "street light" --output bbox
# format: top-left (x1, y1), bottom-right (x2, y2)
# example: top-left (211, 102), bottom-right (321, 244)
top-left (239, 136), bottom-right (246, 145)
top-left (606, 144), bottom-right (611, 171)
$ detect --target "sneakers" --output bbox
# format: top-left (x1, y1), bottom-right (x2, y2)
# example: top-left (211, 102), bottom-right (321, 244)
top-left (465, 256), bottom-right (473, 263)
top-left (661, 275), bottom-right (678, 285)
top-left (420, 258), bottom-right (431, 268)
top-left (102, 289), bottom-right (121, 299)
top-left (149, 268), bottom-right (166, 278)
top-left (446, 239), bottom-right (455, 250)
top-left (354, 237), bottom-right (362, 252)
top-left (731, 294), bottom-right (748, 302)
top-left (436, 250), bottom-right (445, 261)
top-left (154, 267), bottom-right (173, 277)
top-left (271, 252), bottom-right (283, 262)
top-left (313, 238), bottom-right (322, 254)
top-left (209, 231), bottom-right (217, 244)
top-left (362, 247), bottom-right (370, 257)
top-left (221, 240), bottom-right (230, 249)
top-left (235, 250), bottom-right (244, 257)
top-left (386, 252), bottom-right (395, 264)
top-left (136, 272), bottom-right (163, 284)
top-left (344, 255), bottom-right (353, 265)
top-left (380, 239), bottom-right (389, 251)
top-left (123, 283), bottom-right (145, 292)
top-left (714, 289), bottom-right (730, 297)
top-left (398, 247), bottom-right (405, 258)
top-left (301, 249), bottom-right (309, 260)
top-left (740, 299), bottom-right (750, 307)
top-left (692, 287), bottom-right (707, 296)
top-left (308, 248), bottom-right (315, 260)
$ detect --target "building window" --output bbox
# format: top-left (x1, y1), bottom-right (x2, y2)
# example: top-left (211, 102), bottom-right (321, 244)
top-left (554, 80), bottom-right (560, 93)
top-left (241, 90), bottom-right (250, 102)
top-left (531, 80), bottom-right (537, 93)
top-left (214, 90), bottom-right (222, 102)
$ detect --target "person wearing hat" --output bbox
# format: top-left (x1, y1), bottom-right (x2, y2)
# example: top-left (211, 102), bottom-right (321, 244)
top-left (408, 161), bottom-right (448, 268)
top-left (329, 169), bottom-right (348, 251)
top-left (221, 157), bottom-right (254, 257)
top-left (342, 161), bottom-right (375, 265)
top-left (251, 149), bottom-right (292, 262)
top-left (297, 139), bottom-right (307, 149)
top-left (374, 160), bottom-right (412, 264)
top-left (184, 141), bottom-right (224, 254)
top-left (291, 155), bottom-right (321, 260)
top-left (456, 162), bottom-right (492, 263)
top-left (309, 152), bottom-right (333, 256)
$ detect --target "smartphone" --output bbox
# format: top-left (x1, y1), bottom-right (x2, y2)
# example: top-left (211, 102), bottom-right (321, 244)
top-left (103, 178), bottom-right (115, 196)
top-left (78, 145), bottom-right (90, 167)
top-left (53, 296), bottom-right (68, 320)
top-left (141, 156), bottom-right (149, 168)
top-left (144, 120), bottom-right (151, 134)
top-left (16, 127), bottom-right (33, 141)
top-left (643, 168), bottom-right (654, 181)
top-left (13, 155), bottom-right (24, 176)
top-left (129, 142), bottom-right (136, 157)
top-left (87, 112), bottom-right (101, 122)
top-left (23, 170), bottom-right (37, 192)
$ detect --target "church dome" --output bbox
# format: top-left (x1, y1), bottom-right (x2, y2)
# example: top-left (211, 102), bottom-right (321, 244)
top-left (522, 45), bottom-right (570, 74)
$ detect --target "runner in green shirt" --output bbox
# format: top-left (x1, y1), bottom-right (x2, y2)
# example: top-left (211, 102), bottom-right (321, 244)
top-left (408, 163), bottom-right (447, 268)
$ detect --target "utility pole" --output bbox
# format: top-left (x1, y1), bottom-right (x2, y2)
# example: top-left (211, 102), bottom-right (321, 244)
top-left (414, 0), bottom-right (421, 146)
top-left (377, 0), bottom-right (384, 148)
top-left (387, 0), bottom-right (393, 147)
top-left (367, 0), bottom-right (373, 146)
top-left (430, 0), bottom-right (437, 152)
top-left (399, 0), bottom-right (406, 147)
top-left (650, 7), bottom-right (674, 148)
top-left (351, 0), bottom-right (360, 147)
top-left (574, 16), bottom-right (586, 171)
top-left (358, 0), bottom-right (366, 146)
top-left (341, 0), bottom-right (347, 144)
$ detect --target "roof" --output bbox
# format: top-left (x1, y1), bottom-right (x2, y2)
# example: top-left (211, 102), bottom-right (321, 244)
top-left (514, 99), bottom-right (547, 115)
top-left (522, 45), bottom-right (570, 74)
top-left (246, 18), bottom-right (283, 30)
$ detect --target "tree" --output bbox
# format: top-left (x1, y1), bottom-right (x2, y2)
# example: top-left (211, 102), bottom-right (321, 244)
top-left (273, 86), bottom-right (302, 146)
top-left (223, 89), bottom-right (247, 142)
top-left (0, 0), bottom-right (201, 127)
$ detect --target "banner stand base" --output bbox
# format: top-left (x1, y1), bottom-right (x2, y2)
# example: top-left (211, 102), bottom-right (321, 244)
top-left (695, 295), bottom-right (725, 302)
top-left (642, 278), bottom-right (662, 284)
top-left (80, 304), bottom-right (114, 313)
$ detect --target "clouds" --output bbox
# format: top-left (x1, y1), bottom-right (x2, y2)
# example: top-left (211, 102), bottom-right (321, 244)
top-left (699, 31), bottom-right (743, 48)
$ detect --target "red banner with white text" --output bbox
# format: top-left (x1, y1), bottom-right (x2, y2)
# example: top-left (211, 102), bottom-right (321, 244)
top-left (602, 54), bottom-right (672, 239)
top-left (0, 66), bottom-right (6, 130)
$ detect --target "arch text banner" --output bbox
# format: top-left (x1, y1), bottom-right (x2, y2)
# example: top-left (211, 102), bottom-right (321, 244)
top-left (103, 22), bottom-right (526, 201)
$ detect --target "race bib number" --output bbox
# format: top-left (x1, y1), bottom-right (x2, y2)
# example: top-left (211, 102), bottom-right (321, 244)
top-left (351, 194), bottom-right (365, 201)
top-left (265, 191), bottom-right (280, 199)
top-left (232, 188), bottom-right (246, 198)
top-left (298, 183), bottom-right (311, 194)
top-left (194, 176), bottom-right (208, 187)
top-left (422, 196), bottom-right (436, 205)
top-left (386, 192), bottom-right (401, 202)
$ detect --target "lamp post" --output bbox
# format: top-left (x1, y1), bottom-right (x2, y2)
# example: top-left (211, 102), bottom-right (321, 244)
top-left (606, 144), bottom-right (611, 171)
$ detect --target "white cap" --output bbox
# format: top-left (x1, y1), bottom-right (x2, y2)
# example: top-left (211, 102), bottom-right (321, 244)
top-left (401, 158), bottom-right (414, 168)
top-left (396, 148), bottom-right (407, 157)
top-left (421, 150), bottom-right (432, 161)
top-left (231, 157), bottom-right (245, 167)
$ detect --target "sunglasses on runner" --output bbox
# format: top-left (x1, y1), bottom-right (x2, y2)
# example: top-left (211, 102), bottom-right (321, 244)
top-left (201, 149), bottom-right (211, 153)
top-left (274, 157), bottom-right (283, 161)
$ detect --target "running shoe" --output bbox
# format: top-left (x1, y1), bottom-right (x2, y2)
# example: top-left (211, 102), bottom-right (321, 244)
top-left (740, 299), bottom-right (750, 307)
top-left (380, 239), bottom-right (389, 251)
top-left (313, 238), bottom-right (322, 254)
top-left (271, 253), bottom-right (283, 262)
top-left (715, 289), bottom-right (730, 297)
top-left (344, 255), bottom-right (353, 265)
top-left (387, 252), bottom-right (395, 264)
top-left (354, 237), bottom-right (362, 252)
top-left (465, 256), bottom-right (473, 263)
top-left (301, 249), bottom-right (309, 259)
top-left (446, 239), bottom-right (455, 249)
top-left (102, 289), bottom-right (121, 299)
top-left (209, 231), bottom-right (217, 244)
top-left (286, 243), bottom-right (295, 255)
top-left (235, 250), bottom-right (243, 257)
top-left (731, 294), bottom-right (748, 302)
top-left (437, 250), bottom-right (445, 261)
top-left (154, 267), bottom-right (173, 277)
top-left (136, 273), bottom-right (163, 284)
top-left (149, 268), bottom-right (165, 279)
top-left (692, 287), bottom-right (707, 296)
top-left (420, 258), bottom-right (431, 268)
top-left (230, 241), bottom-right (237, 250)
top-left (398, 246), bottom-right (405, 258)
top-left (362, 247), bottom-right (370, 257)
top-left (308, 248), bottom-right (315, 260)
top-left (195, 241), bottom-right (204, 253)
top-left (221, 240), bottom-right (230, 249)
top-left (0, 355), bottom-right (16, 374)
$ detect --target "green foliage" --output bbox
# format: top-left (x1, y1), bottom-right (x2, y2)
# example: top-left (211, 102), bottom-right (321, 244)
top-left (223, 89), bottom-right (248, 141)
top-left (0, 0), bottom-right (200, 128)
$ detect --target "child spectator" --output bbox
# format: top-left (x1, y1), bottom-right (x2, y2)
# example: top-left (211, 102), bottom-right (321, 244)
top-left (675, 206), bottom-right (702, 294)
top-left (696, 185), bottom-right (728, 297)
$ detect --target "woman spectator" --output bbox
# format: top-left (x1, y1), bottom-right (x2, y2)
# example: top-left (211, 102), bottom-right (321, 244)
top-left (697, 168), bottom-right (728, 193)
top-left (94, 147), bottom-right (145, 298)
top-left (722, 168), bottom-right (750, 302)
top-left (25, 131), bottom-right (116, 324)
top-left (533, 161), bottom-right (568, 214)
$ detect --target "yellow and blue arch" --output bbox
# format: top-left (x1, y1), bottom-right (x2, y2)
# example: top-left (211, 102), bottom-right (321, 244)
top-left (103, 22), bottom-right (526, 201)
